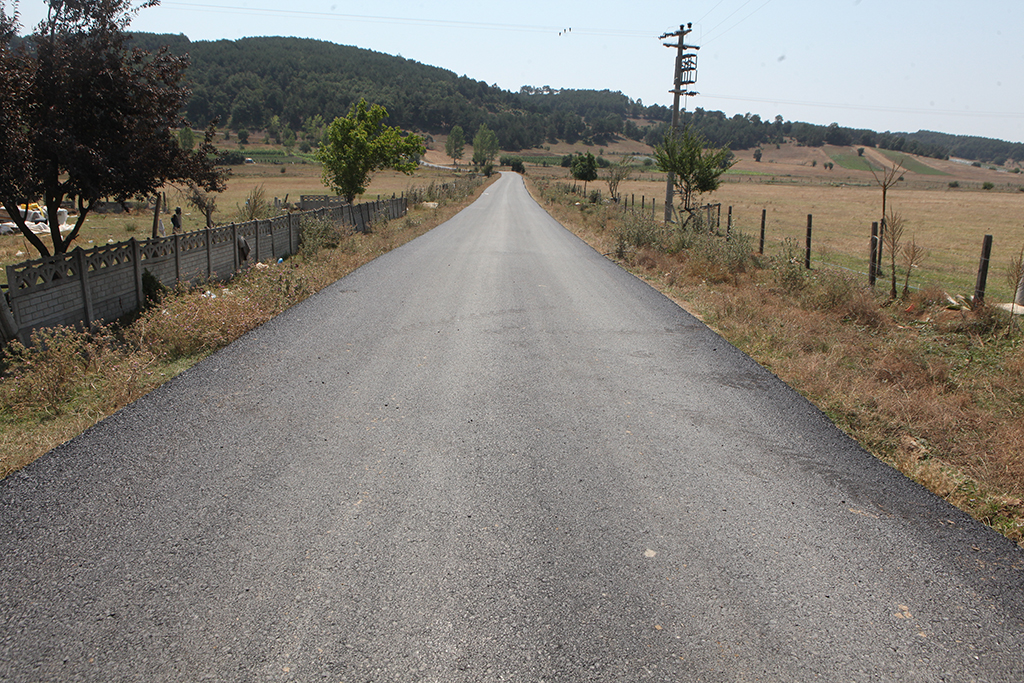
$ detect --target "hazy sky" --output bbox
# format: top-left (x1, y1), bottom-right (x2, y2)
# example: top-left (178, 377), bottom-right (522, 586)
top-left (13, 0), bottom-right (1024, 142)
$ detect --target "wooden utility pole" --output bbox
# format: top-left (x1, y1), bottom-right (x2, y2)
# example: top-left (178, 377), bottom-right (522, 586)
top-left (660, 23), bottom-right (699, 223)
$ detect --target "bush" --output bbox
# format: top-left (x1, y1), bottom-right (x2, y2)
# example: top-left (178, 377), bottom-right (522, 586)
top-left (561, 155), bottom-right (573, 168)
top-left (614, 210), bottom-right (663, 257)
top-left (948, 181), bottom-right (959, 188)
top-left (983, 182), bottom-right (995, 190)
top-left (0, 327), bottom-right (94, 414)
top-left (218, 150), bottom-right (247, 165)
top-left (299, 214), bottom-right (344, 259)
top-left (510, 158), bottom-right (525, 174)
top-left (482, 163), bottom-right (494, 177)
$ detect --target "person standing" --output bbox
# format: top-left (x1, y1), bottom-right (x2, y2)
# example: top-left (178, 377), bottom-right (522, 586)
top-left (171, 207), bottom-right (183, 234)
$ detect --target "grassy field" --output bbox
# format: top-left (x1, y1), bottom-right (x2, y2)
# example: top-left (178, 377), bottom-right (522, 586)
top-left (526, 175), bottom-right (1024, 544)
top-left (875, 148), bottom-right (950, 176)
top-left (829, 151), bottom-right (877, 172)
top-left (0, 160), bottom-right (459, 284)
top-left (524, 148), bottom-right (1024, 303)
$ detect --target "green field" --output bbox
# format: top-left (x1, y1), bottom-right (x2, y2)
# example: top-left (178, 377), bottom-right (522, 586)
top-left (829, 152), bottom-right (877, 172)
top-left (876, 148), bottom-right (949, 176)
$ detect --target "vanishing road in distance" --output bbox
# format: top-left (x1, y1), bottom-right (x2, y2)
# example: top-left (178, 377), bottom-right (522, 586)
top-left (2, 173), bottom-right (1022, 681)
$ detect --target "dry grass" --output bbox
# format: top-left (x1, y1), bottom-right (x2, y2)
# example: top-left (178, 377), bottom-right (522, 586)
top-left (528, 175), bottom-right (1024, 545)
top-left (0, 174), bottom-right (496, 479)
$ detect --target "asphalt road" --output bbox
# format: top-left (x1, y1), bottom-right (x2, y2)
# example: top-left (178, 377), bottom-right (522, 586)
top-left (2, 173), bottom-right (1023, 682)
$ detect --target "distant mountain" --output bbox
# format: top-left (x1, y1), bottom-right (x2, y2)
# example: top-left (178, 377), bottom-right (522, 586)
top-left (124, 33), bottom-right (1023, 163)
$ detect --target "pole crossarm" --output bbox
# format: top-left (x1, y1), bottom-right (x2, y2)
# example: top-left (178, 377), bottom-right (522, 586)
top-left (661, 23), bottom-right (699, 223)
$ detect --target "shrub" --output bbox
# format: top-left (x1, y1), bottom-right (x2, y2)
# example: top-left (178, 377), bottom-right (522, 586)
top-left (299, 214), bottom-right (344, 259)
top-left (482, 163), bottom-right (494, 177)
top-left (510, 158), bottom-right (525, 174)
top-left (614, 210), bottom-right (663, 257)
top-left (561, 155), bottom-right (573, 168)
top-left (771, 238), bottom-right (808, 294)
top-left (218, 150), bottom-right (246, 165)
top-left (948, 181), bottom-right (959, 188)
top-left (0, 327), bottom-right (94, 414)
top-left (982, 181), bottom-right (995, 190)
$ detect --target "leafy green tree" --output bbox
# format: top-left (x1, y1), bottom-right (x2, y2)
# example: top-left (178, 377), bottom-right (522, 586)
top-left (570, 152), bottom-right (598, 193)
top-left (0, 0), bottom-right (224, 257)
top-left (177, 126), bottom-right (195, 150)
top-left (237, 128), bottom-right (249, 144)
top-left (472, 124), bottom-right (499, 166)
top-left (653, 127), bottom-right (732, 224)
top-left (316, 98), bottom-right (424, 203)
top-left (445, 125), bottom-right (465, 167)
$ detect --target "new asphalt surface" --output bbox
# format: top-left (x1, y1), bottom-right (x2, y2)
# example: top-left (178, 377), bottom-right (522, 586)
top-left (2, 173), bottom-right (1023, 681)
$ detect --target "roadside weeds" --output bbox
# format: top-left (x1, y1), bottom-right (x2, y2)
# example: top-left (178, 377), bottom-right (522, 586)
top-left (526, 175), bottom-right (1024, 547)
top-left (0, 175), bottom-right (496, 479)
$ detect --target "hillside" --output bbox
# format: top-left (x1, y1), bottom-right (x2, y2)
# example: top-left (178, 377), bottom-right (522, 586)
top-left (123, 33), bottom-right (1024, 164)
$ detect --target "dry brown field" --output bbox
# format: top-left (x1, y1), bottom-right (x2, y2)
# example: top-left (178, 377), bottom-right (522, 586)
top-left (0, 160), bottom-right (458, 283)
top-left (5, 135), bottom-right (1023, 299)
top-left (521, 141), bottom-right (1024, 302)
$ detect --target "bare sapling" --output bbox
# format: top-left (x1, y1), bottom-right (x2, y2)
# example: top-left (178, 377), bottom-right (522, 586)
top-left (883, 207), bottom-right (905, 300)
top-left (900, 234), bottom-right (926, 300)
top-left (871, 160), bottom-right (905, 270)
top-left (1005, 245), bottom-right (1024, 336)
top-left (606, 155), bottom-right (635, 203)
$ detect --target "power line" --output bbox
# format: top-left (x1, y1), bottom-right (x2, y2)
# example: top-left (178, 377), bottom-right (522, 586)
top-left (701, 0), bottom-right (776, 45)
top-left (701, 92), bottom-right (1024, 120)
top-left (158, 2), bottom-right (653, 38)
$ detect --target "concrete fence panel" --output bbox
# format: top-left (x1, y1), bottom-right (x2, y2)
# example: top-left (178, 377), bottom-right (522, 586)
top-left (1, 196), bottom-right (408, 345)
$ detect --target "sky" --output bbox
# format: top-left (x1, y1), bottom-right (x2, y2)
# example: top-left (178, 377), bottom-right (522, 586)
top-left (11, 0), bottom-right (1024, 143)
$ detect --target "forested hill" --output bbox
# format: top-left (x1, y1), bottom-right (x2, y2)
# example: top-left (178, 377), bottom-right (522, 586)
top-left (129, 33), bottom-right (1024, 163)
top-left (129, 33), bottom-right (656, 152)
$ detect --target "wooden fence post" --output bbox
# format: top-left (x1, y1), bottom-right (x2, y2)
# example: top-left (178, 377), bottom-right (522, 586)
top-left (726, 206), bottom-right (732, 240)
top-left (804, 214), bottom-right (812, 270)
top-left (759, 208), bottom-right (766, 254)
top-left (973, 234), bottom-right (994, 308)
top-left (869, 222), bottom-right (878, 287)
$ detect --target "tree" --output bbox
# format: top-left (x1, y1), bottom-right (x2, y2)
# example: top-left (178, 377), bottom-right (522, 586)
top-left (472, 124), bottom-right (499, 166)
top-left (870, 160), bottom-right (905, 272)
top-left (445, 125), bottom-right (465, 167)
top-left (316, 98), bottom-right (424, 203)
top-left (753, 147), bottom-right (763, 162)
top-left (653, 127), bottom-right (733, 224)
top-left (178, 126), bottom-right (195, 151)
top-left (185, 180), bottom-right (217, 228)
top-left (882, 207), bottom-right (905, 300)
top-left (570, 152), bottom-right (598, 193)
top-left (605, 155), bottom-right (634, 202)
top-left (0, 0), bottom-right (225, 257)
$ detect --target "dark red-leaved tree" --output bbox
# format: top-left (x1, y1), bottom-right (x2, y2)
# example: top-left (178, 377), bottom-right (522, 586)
top-left (0, 0), bottom-right (224, 257)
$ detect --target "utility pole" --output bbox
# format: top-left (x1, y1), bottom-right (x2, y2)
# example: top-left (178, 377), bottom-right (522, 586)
top-left (660, 23), bottom-right (699, 223)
